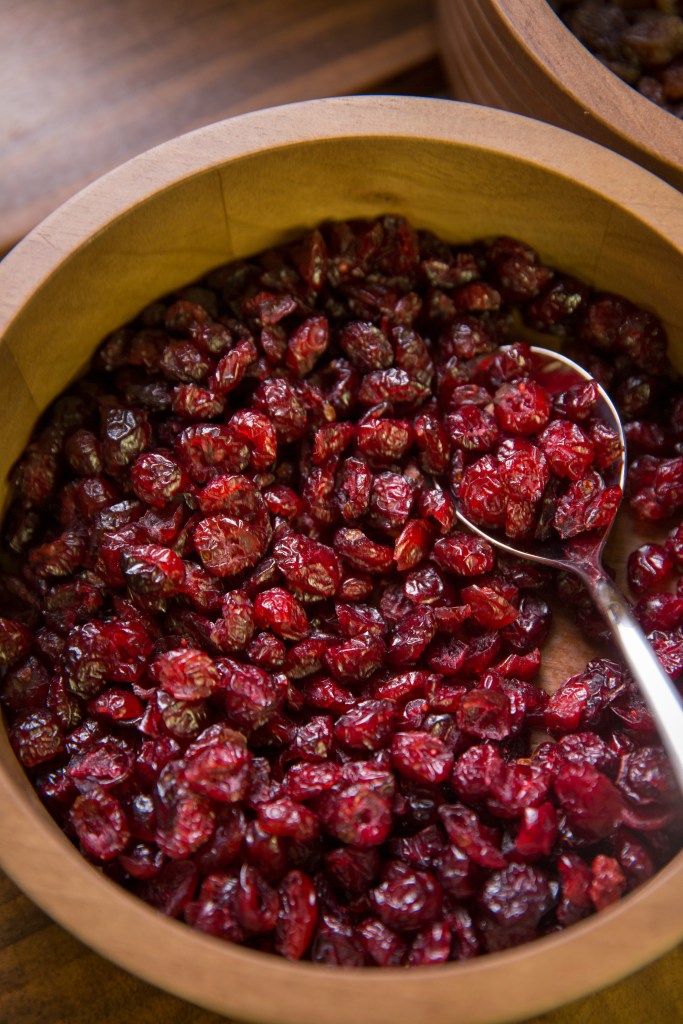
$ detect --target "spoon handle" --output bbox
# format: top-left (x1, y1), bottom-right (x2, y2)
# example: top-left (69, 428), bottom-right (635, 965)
top-left (587, 570), bottom-right (683, 794)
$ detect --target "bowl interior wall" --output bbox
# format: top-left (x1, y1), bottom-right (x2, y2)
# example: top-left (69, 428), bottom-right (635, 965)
top-left (2, 135), bottom-right (683, 508)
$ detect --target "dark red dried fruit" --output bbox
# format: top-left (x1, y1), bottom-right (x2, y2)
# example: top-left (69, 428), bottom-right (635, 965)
top-left (131, 452), bottom-right (187, 507)
top-left (554, 763), bottom-right (623, 839)
top-left (334, 699), bottom-right (397, 751)
top-left (275, 870), bottom-right (318, 960)
top-left (589, 855), bottom-right (627, 912)
top-left (9, 709), bottom-right (64, 767)
top-left (494, 380), bottom-right (551, 436)
top-left (318, 783), bottom-right (393, 847)
top-left (185, 738), bottom-right (250, 804)
top-left (627, 543), bottom-right (674, 595)
top-left (70, 785), bottom-right (130, 860)
top-left (479, 863), bottom-right (554, 929)
top-left (254, 587), bottom-right (309, 641)
top-left (391, 731), bottom-right (454, 784)
top-left (154, 647), bottom-right (220, 701)
top-left (371, 866), bottom-right (442, 932)
top-left (273, 533), bottom-right (341, 597)
top-left (194, 514), bottom-right (266, 577)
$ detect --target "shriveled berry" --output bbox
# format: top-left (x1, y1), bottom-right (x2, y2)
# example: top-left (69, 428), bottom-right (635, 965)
top-left (258, 797), bottom-right (320, 842)
top-left (538, 420), bottom-right (595, 480)
top-left (387, 606), bottom-right (436, 666)
top-left (101, 406), bottom-right (151, 469)
top-left (318, 783), bottom-right (393, 846)
top-left (254, 588), bottom-right (309, 641)
top-left (515, 803), bottom-right (558, 859)
top-left (479, 864), bottom-right (554, 928)
top-left (220, 661), bottom-right (287, 730)
top-left (439, 804), bottom-right (506, 869)
top-left (88, 687), bottom-right (143, 722)
top-left (176, 424), bottom-right (249, 483)
top-left (155, 760), bottom-right (216, 859)
top-left (275, 870), bottom-right (318, 960)
top-left (458, 456), bottom-right (506, 529)
top-left (0, 618), bottom-right (33, 674)
top-left (131, 452), bottom-right (186, 507)
top-left (194, 514), bottom-right (265, 577)
top-left (334, 699), bottom-right (397, 750)
top-left (447, 405), bottom-right (499, 452)
top-left (273, 533), bottom-right (341, 597)
top-left (9, 709), bottom-right (64, 767)
top-left (494, 380), bottom-right (551, 436)
top-left (432, 533), bottom-right (495, 576)
top-left (154, 648), bottom-right (219, 701)
top-left (554, 763), bottom-right (623, 839)
top-left (184, 873), bottom-right (243, 940)
top-left (357, 917), bottom-right (406, 966)
top-left (185, 741), bottom-right (251, 803)
top-left (391, 731), bottom-right (454, 784)
top-left (211, 591), bottom-right (255, 652)
top-left (456, 688), bottom-right (511, 741)
top-left (371, 867), bottom-right (442, 931)
top-left (356, 419), bottom-right (414, 462)
top-left (253, 378), bottom-right (308, 442)
top-left (334, 528), bottom-right (394, 574)
top-left (70, 785), bottom-right (130, 860)
top-left (627, 543), bottom-right (674, 595)
top-left (461, 583), bottom-right (518, 629)
top-left (325, 633), bottom-right (386, 685)
top-left (312, 422), bottom-right (355, 465)
top-left (122, 543), bottom-right (185, 598)
top-left (589, 855), bottom-right (627, 912)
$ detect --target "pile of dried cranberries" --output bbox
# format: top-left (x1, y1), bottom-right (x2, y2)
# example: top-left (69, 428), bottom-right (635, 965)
top-left (1, 215), bottom-right (681, 966)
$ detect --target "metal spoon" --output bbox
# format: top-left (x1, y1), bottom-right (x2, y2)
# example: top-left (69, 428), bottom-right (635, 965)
top-left (453, 345), bottom-right (683, 792)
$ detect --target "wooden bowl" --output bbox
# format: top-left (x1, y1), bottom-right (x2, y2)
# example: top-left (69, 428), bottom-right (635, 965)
top-left (436, 0), bottom-right (683, 192)
top-left (1, 96), bottom-right (683, 1024)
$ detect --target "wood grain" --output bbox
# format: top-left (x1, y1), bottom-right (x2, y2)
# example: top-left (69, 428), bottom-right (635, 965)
top-left (0, 0), bottom-right (437, 254)
top-left (1, 96), bottom-right (683, 1024)
top-left (1, 868), bottom-right (681, 1024)
top-left (0, 873), bottom-right (227, 1024)
top-left (436, 0), bottom-right (683, 192)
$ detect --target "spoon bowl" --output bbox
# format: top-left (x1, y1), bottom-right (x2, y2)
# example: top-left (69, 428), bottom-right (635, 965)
top-left (453, 345), bottom-right (683, 791)
top-left (458, 346), bottom-right (625, 570)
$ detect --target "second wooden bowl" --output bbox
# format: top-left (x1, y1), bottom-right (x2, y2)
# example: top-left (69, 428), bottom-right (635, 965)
top-left (1, 96), bottom-right (683, 1024)
top-left (436, 0), bottom-right (683, 192)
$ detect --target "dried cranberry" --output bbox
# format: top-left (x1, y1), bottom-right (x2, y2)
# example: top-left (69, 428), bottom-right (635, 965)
top-left (371, 867), bottom-right (442, 931)
top-left (391, 731), bottom-right (454, 784)
top-left (627, 543), bottom-right (675, 595)
top-left (494, 380), bottom-right (551, 436)
top-left (479, 864), bottom-right (554, 929)
top-left (70, 785), bottom-right (130, 860)
top-left (274, 870), bottom-right (318, 959)
top-left (554, 763), bottom-right (623, 840)
top-left (9, 709), bottom-right (64, 767)
top-left (194, 514), bottom-right (266, 577)
top-left (318, 784), bottom-right (393, 847)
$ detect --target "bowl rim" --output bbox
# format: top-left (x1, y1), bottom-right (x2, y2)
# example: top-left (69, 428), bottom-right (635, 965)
top-left (486, 0), bottom-right (683, 179)
top-left (1, 95), bottom-right (683, 1024)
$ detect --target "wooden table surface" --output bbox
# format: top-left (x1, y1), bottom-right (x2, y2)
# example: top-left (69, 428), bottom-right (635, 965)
top-left (0, 0), bottom-right (438, 254)
top-left (0, 2), bottom-right (681, 1022)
